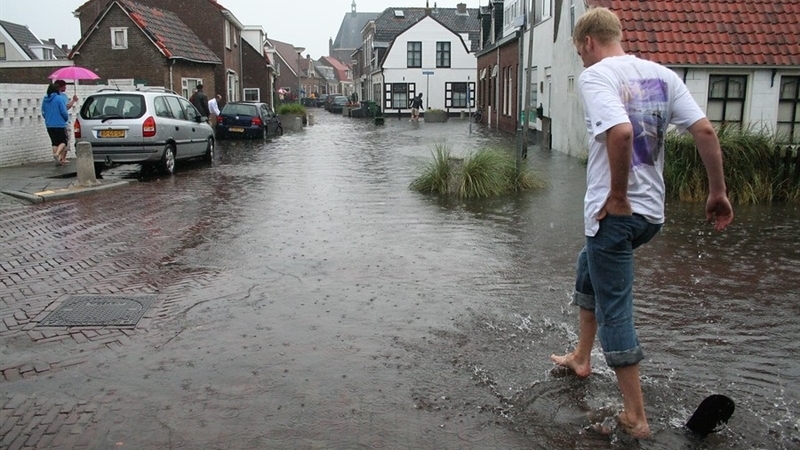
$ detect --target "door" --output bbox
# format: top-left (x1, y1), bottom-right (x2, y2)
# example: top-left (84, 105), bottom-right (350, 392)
top-left (178, 97), bottom-right (208, 156)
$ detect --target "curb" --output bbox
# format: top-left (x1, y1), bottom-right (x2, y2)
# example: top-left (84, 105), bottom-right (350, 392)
top-left (1, 180), bottom-right (131, 204)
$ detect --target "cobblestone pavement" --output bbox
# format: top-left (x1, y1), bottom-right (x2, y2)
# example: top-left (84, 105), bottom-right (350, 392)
top-left (0, 162), bottom-right (229, 449)
top-left (3, 114), bottom-right (798, 449)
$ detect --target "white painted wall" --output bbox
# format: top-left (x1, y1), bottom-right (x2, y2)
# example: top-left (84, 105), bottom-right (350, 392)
top-left (0, 83), bottom-right (121, 167)
top-left (381, 16), bottom-right (477, 112)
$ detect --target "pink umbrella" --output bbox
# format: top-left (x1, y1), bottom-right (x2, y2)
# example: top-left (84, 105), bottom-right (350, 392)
top-left (48, 66), bottom-right (100, 81)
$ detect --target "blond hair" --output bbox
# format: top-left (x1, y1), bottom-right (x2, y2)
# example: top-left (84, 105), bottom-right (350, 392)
top-left (573, 7), bottom-right (622, 45)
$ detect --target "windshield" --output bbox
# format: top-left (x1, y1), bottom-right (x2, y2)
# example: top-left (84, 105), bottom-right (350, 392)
top-left (222, 104), bottom-right (258, 116)
top-left (80, 94), bottom-right (145, 120)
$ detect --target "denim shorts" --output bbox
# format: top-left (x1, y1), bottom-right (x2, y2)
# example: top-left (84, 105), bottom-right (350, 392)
top-left (571, 214), bottom-right (662, 368)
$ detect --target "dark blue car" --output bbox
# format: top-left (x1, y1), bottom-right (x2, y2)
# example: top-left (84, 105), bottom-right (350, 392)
top-left (216, 102), bottom-right (282, 139)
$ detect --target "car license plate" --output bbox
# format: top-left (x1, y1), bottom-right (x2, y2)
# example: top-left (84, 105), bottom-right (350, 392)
top-left (98, 130), bottom-right (125, 138)
top-left (229, 127), bottom-right (244, 132)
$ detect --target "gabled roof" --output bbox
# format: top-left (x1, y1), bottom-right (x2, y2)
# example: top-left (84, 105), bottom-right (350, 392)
top-left (0, 20), bottom-right (45, 59)
top-left (373, 7), bottom-right (480, 52)
top-left (590, 0), bottom-right (800, 66)
top-left (320, 56), bottom-right (351, 82)
top-left (265, 38), bottom-right (301, 77)
top-left (333, 11), bottom-right (379, 51)
top-left (71, 0), bottom-right (220, 64)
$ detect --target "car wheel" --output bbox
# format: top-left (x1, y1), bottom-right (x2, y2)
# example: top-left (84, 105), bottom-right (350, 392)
top-left (203, 137), bottom-right (214, 163)
top-left (93, 162), bottom-right (104, 179)
top-left (159, 144), bottom-right (176, 174)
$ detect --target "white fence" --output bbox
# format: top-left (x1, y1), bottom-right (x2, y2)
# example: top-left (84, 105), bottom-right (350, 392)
top-left (0, 83), bottom-right (121, 167)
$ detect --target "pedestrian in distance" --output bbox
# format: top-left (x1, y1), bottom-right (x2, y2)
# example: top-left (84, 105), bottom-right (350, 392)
top-left (208, 94), bottom-right (222, 127)
top-left (190, 83), bottom-right (210, 117)
top-left (409, 93), bottom-right (423, 122)
top-left (42, 83), bottom-right (70, 165)
top-left (549, 6), bottom-right (734, 439)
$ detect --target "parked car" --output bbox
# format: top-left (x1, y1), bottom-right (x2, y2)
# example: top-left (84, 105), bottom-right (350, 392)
top-left (216, 102), bottom-right (283, 139)
top-left (75, 87), bottom-right (214, 176)
top-left (327, 96), bottom-right (349, 113)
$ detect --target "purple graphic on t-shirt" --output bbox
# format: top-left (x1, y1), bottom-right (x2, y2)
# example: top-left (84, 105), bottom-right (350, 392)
top-left (622, 78), bottom-right (668, 167)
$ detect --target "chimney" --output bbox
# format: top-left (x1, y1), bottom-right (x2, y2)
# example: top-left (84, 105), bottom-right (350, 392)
top-left (457, 3), bottom-right (467, 15)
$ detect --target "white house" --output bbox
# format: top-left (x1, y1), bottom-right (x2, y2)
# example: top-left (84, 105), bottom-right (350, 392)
top-left (360, 4), bottom-right (480, 115)
top-left (524, 0), bottom-right (800, 156)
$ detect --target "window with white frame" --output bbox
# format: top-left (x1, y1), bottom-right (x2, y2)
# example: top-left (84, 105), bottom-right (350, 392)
top-left (225, 21), bottom-right (231, 49)
top-left (436, 42), bottom-right (451, 68)
top-left (778, 76), bottom-right (800, 143)
top-left (111, 27), bottom-right (128, 49)
top-left (407, 42), bottom-right (421, 68)
top-left (384, 82), bottom-right (416, 110)
top-left (244, 88), bottom-right (260, 102)
top-left (570, 0), bottom-right (576, 33)
top-left (0, 42), bottom-right (6, 60)
top-left (181, 78), bottom-right (203, 99)
top-left (227, 73), bottom-right (239, 101)
top-left (541, 0), bottom-right (552, 19)
top-left (445, 82), bottom-right (475, 108)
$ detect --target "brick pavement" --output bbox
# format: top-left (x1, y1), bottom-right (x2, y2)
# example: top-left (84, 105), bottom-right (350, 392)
top-left (1, 174), bottom-right (220, 448)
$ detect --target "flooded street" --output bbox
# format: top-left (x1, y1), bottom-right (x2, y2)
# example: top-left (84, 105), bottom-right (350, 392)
top-left (2, 111), bottom-right (799, 449)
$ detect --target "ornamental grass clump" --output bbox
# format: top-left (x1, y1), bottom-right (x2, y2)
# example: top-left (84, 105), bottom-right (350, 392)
top-left (410, 142), bottom-right (543, 199)
top-left (277, 103), bottom-right (307, 116)
top-left (664, 126), bottom-right (799, 204)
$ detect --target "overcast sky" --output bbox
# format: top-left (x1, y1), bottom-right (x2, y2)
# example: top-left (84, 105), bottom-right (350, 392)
top-left (0, 0), bottom-right (478, 59)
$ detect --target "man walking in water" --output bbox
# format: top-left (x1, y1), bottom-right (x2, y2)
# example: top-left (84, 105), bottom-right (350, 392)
top-left (409, 93), bottom-right (423, 121)
top-left (550, 7), bottom-right (733, 438)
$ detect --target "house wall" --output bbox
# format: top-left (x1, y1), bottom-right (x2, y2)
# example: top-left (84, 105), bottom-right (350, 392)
top-left (241, 41), bottom-right (272, 104)
top-left (476, 38), bottom-right (519, 132)
top-left (0, 61), bottom-right (72, 84)
top-left (381, 17), bottom-right (478, 114)
top-left (0, 83), bottom-right (117, 167)
top-left (273, 55), bottom-right (299, 99)
top-left (0, 33), bottom-right (28, 61)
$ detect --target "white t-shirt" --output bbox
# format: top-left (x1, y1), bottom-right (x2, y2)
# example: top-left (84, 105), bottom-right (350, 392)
top-left (579, 54), bottom-right (706, 236)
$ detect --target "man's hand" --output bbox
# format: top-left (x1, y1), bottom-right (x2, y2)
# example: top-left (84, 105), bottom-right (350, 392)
top-left (706, 194), bottom-right (733, 231)
top-left (598, 195), bottom-right (632, 220)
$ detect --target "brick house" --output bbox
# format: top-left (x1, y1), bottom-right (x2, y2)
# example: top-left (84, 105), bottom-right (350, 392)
top-left (265, 38), bottom-right (302, 101)
top-left (70, 0), bottom-right (219, 96)
top-left (75, 0), bottom-right (244, 102)
top-left (241, 26), bottom-right (274, 106)
top-left (317, 56), bottom-right (353, 97)
top-left (475, 0), bottom-right (523, 133)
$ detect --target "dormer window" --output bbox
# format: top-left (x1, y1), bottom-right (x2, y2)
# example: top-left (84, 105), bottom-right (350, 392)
top-left (111, 27), bottom-right (128, 49)
top-left (394, 10), bottom-right (404, 17)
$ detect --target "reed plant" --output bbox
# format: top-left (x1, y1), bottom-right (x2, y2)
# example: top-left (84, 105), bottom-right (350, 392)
top-left (277, 103), bottom-right (307, 116)
top-left (665, 126), bottom-right (800, 204)
top-left (411, 142), bottom-right (543, 199)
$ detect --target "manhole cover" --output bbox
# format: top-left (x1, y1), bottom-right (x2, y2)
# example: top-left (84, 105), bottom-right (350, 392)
top-left (38, 295), bottom-right (157, 327)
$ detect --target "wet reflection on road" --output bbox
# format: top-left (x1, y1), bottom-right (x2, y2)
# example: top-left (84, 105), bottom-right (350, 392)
top-left (2, 111), bottom-right (798, 449)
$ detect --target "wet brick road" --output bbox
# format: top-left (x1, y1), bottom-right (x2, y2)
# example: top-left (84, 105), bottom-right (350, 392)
top-left (2, 112), bottom-right (799, 449)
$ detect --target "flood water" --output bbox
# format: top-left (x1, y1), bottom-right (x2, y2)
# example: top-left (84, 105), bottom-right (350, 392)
top-left (2, 111), bottom-right (799, 449)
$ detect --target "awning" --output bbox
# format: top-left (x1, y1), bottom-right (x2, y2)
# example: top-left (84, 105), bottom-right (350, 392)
top-left (480, 68), bottom-right (487, 79)
top-left (491, 65), bottom-right (498, 78)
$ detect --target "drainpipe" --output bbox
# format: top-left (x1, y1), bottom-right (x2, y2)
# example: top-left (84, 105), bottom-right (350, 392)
top-left (169, 59), bottom-right (174, 92)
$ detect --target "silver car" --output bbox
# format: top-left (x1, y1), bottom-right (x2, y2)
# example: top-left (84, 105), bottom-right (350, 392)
top-left (75, 88), bottom-right (215, 176)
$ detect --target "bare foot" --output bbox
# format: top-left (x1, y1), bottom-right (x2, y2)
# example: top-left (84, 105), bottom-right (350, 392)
top-left (550, 352), bottom-right (591, 378)
top-left (618, 410), bottom-right (651, 439)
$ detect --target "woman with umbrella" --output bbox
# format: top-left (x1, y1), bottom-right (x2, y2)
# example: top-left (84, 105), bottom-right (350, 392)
top-left (42, 82), bottom-right (70, 164)
top-left (45, 66), bottom-right (99, 164)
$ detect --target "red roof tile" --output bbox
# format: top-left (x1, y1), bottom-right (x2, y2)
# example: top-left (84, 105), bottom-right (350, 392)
top-left (588, 0), bottom-right (800, 66)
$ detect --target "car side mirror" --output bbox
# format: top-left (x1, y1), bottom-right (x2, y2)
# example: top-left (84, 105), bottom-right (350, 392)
top-left (194, 115), bottom-right (206, 123)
